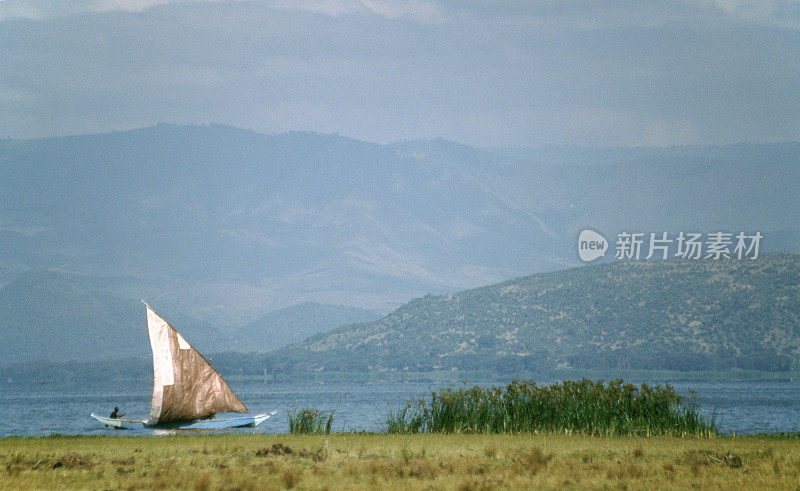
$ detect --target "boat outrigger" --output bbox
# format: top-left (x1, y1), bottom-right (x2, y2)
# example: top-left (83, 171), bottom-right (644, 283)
top-left (92, 301), bottom-right (276, 430)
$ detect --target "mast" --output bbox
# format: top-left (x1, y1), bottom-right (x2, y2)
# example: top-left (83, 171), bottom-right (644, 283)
top-left (142, 301), bottom-right (247, 425)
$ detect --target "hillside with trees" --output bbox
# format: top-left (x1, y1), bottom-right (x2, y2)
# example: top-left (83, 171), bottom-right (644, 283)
top-left (267, 254), bottom-right (800, 374)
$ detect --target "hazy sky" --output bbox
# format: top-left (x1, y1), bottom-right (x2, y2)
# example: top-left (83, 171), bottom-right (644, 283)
top-left (1, 0), bottom-right (798, 146)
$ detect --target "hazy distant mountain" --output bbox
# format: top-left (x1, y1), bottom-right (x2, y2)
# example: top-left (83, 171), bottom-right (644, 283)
top-left (0, 271), bottom-right (381, 363)
top-left (228, 302), bottom-right (381, 352)
top-left (1, 125), bottom-right (798, 323)
top-left (270, 254), bottom-right (800, 373)
top-left (0, 271), bottom-right (227, 363)
top-left (0, 271), bottom-right (144, 363)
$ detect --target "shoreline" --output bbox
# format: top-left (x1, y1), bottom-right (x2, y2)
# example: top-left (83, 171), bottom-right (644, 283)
top-left (3, 367), bottom-right (798, 387)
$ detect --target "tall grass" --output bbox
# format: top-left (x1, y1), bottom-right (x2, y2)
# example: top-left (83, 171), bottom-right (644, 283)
top-left (384, 379), bottom-right (716, 436)
top-left (287, 409), bottom-right (335, 434)
top-left (383, 402), bottom-right (425, 434)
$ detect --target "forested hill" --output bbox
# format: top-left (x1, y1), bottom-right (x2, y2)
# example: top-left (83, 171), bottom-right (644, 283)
top-left (270, 254), bottom-right (800, 373)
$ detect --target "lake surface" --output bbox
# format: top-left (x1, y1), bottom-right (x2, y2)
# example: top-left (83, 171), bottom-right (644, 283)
top-left (1, 379), bottom-right (799, 436)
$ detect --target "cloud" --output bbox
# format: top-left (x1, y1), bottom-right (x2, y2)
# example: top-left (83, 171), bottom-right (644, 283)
top-left (0, 88), bottom-right (36, 105)
top-left (0, 0), bottom-right (798, 146)
top-left (700, 0), bottom-right (800, 29)
top-left (0, 0), bottom-right (210, 20)
top-left (269, 0), bottom-right (446, 23)
top-left (0, 0), bottom-right (445, 23)
top-left (441, 0), bottom-right (800, 30)
top-left (361, 0), bottom-right (445, 24)
top-left (3, 0), bottom-right (798, 30)
top-left (269, 0), bottom-right (364, 17)
top-left (91, 0), bottom-right (207, 13)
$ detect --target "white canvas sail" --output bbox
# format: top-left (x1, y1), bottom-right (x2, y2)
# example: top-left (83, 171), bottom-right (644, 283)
top-left (143, 302), bottom-right (247, 425)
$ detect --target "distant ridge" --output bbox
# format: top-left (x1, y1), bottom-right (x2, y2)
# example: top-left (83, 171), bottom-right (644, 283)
top-left (0, 271), bottom-right (226, 363)
top-left (0, 270), bottom-right (380, 363)
top-left (228, 302), bottom-right (381, 352)
top-left (269, 254), bottom-right (800, 374)
top-left (0, 271), bottom-right (150, 363)
top-left (1, 124), bottom-right (798, 322)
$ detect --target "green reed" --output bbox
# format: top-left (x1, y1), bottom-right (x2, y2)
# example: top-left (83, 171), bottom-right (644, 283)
top-left (385, 379), bottom-right (716, 436)
top-left (287, 408), bottom-right (335, 434)
top-left (382, 402), bottom-right (426, 434)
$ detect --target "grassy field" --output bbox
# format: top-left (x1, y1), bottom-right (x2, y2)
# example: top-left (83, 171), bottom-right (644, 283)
top-left (1, 433), bottom-right (799, 489)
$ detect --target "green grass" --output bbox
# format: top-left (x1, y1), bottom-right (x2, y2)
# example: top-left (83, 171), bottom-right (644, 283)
top-left (385, 379), bottom-right (715, 436)
top-left (2, 433), bottom-right (799, 489)
top-left (288, 408), bottom-right (335, 434)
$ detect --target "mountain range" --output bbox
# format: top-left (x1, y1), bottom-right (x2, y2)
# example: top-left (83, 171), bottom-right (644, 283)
top-left (1, 124), bottom-right (798, 324)
top-left (2, 254), bottom-right (797, 374)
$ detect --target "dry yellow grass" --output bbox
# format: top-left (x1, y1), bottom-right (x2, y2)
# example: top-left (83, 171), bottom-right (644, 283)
top-left (1, 433), bottom-right (798, 489)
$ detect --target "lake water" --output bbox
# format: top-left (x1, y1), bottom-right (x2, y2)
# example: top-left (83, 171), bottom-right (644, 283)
top-left (1, 379), bottom-right (799, 436)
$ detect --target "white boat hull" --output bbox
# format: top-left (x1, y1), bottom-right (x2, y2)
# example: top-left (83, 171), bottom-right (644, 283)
top-left (92, 410), bottom-right (278, 430)
top-left (90, 413), bottom-right (143, 429)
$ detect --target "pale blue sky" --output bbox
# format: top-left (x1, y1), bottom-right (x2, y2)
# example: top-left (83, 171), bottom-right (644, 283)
top-left (1, 0), bottom-right (798, 146)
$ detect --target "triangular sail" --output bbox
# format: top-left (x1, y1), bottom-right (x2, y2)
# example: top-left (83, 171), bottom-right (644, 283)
top-left (143, 302), bottom-right (247, 425)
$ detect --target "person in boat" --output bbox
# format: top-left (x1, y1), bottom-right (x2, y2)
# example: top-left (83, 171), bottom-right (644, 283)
top-left (110, 406), bottom-right (126, 419)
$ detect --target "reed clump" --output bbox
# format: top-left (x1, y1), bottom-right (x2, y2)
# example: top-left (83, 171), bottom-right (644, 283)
top-left (385, 379), bottom-right (716, 436)
top-left (288, 408), bottom-right (335, 434)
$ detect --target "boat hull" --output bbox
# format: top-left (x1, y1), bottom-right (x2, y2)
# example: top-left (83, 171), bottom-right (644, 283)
top-left (90, 413), bottom-right (143, 429)
top-left (150, 411), bottom-right (278, 430)
top-left (92, 410), bottom-right (277, 430)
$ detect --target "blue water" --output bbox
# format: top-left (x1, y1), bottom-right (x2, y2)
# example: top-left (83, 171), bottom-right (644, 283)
top-left (1, 379), bottom-right (798, 436)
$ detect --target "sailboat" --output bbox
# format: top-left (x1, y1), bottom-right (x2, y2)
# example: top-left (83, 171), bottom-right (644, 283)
top-left (91, 301), bottom-right (276, 430)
